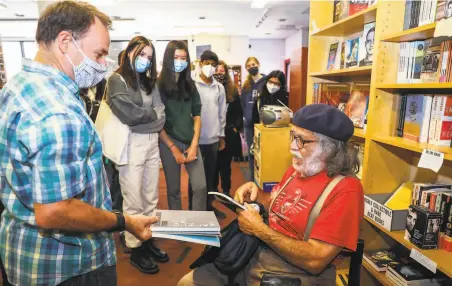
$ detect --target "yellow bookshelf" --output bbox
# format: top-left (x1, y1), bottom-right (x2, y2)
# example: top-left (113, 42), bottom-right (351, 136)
top-left (307, 0), bottom-right (452, 284)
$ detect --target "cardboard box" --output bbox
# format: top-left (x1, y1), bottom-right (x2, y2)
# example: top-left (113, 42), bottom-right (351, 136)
top-left (364, 194), bottom-right (408, 231)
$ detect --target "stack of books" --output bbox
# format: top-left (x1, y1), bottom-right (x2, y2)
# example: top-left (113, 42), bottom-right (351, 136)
top-left (151, 210), bottom-right (221, 247)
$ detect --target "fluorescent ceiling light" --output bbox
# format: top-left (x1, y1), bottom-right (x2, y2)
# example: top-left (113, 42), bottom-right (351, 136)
top-left (0, 0), bottom-right (7, 9)
top-left (251, 0), bottom-right (268, 9)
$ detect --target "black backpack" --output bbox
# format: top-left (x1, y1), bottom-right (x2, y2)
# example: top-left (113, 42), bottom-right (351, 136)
top-left (189, 202), bottom-right (267, 285)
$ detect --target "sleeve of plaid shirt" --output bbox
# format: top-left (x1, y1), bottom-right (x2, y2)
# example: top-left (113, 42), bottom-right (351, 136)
top-left (16, 113), bottom-right (90, 204)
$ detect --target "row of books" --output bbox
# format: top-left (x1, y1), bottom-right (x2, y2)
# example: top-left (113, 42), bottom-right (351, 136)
top-left (394, 95), bottom-right (452, 146)
top-left (396, 39), bottom-right (452, 84)
top-left (313, 82), bottom-right (369, 129)
top-left (364, 249), bottom-right (447, 285)
top-left (403, 0), bottom-right (451, 30)
top-left (326, 22), bottom-right (375, 70)
top-left (333, 0), bottom-right (377, 23)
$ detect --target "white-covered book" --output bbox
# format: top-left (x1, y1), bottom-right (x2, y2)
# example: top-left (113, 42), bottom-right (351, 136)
top-left (151, 210), bottom-right (220, 233)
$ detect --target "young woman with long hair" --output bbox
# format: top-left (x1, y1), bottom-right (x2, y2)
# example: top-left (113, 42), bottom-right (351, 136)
top-left (105, 36), bottom-right (167, 274)
top-left (241, 57), bottom-right (266, 182)
top-left (158, 40), bottom-right (207, 212)
top-left (252, 70), bottom-right (289, 123)
top-left (213, 60), bottom-right (243, 197)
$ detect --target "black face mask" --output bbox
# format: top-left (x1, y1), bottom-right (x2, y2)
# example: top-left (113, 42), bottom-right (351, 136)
top-left (248, 67), bottom-right (259, 76)
top-left (213, 73), bottom-right (227, 85)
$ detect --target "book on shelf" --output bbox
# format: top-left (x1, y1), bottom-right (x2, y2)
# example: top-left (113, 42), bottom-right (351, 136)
top-left (327, 43), bottom-right (339, 71)
top-left (344, 84), bottom-right (369, 128)
top-left (436, 0), bottom-right (452, 21)
top-left (333, 0), bottom-right (373, 23)
top-left (359, 22), bottom-right (375, 67)
top-left (402, 95), bottom-right (433, 143)
top-left (421, 40), bottom-right (442, 83)
top-left (150, 210), bottom-right (221, 246)
top-left (349, 0), bottom-right (368, 16)
top-left (404, 205), bottom-right (442, 250)
top-left (403, 0), bottom-right (440, 30)
top-left (345, 37), bottom-right (360, 68)
top-left (340, 41), bottom-right (346, 69)
top-left (386, 262), bottom-right (447, 285)
top-left (363, 249), bottom-right (401, 272)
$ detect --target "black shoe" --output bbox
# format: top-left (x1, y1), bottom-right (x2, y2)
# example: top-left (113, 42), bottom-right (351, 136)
top-left (213, 207), bottom-right (227, 219)
top-left (145, 240), bottom-right (169, 263)
top-left (130, 246), bottom-right (159, 274)
top-left (119, 232), bottom-right (131, 254)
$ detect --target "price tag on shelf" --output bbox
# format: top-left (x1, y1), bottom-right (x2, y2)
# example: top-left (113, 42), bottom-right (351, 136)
top-left (410, 248), bottom-right (437, 274)
top-left (418, 149), bottom-right (444, 173)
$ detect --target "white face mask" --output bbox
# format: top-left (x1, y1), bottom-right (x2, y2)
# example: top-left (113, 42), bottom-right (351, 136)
top-left (266, 82), bottom-right (281, 94)
top-left (202, 64), bottom-right (216, 78)
top-left (65, 38), bottom-right (108, 89)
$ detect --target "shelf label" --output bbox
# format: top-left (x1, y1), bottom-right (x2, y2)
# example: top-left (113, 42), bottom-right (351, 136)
top-left (418, 149), bottom-right (444, 173)
top-left (364, 196), bottom-right (393, 231)
top-left (410, 248), bottom-right (437, 274)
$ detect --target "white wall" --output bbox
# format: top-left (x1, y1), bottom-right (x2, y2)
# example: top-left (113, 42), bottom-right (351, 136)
top-left (249, 39), bottom-right (285, 75)
top-left (284, 29), bottom-right (309, 60)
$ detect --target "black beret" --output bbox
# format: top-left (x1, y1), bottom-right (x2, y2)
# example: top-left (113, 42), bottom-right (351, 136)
top-left (293, 104), bottom-right (354, 142)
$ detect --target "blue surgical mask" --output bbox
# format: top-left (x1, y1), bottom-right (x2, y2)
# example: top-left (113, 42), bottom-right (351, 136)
top-left (174, 60), bottom-right (188, 73)
top-left (135, 56), bottom-right (151, 73)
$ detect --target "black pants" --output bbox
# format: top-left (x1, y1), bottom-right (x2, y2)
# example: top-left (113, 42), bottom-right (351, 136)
top-left (189, 142), bottom-right (219, 210)
top-left (103, 157), bottom-right (123, 212)
top-left (58, 265), bottom-right (117, 286)
top-left (214, 148), bottom-right (232, 196)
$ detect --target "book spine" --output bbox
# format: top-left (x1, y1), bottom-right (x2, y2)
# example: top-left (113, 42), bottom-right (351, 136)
top-left (412, 41), bottom-right (425, 83)
top-left (398, 95), bottom-right (407, 137)
top-left (428, 95), bottom-right (439, 144)
top-left (419, 95), bottom-right (433, 143)
top-left (441, 194), bottom-right (452, 251)
top-left (403, 0), bottom-right (412, 30)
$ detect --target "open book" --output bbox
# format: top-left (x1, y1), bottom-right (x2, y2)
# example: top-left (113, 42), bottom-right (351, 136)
top-left (208, 192), bottom-right (246, 210)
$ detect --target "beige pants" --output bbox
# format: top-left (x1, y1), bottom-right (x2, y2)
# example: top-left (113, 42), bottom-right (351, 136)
top-left (117, 133), bottom-right (160, 248)
top-left (178, 245), bottom-right (336, 286)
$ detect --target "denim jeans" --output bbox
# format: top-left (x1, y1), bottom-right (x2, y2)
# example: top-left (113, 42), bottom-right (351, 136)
top-left (58, 265), bottom-right (117, 286)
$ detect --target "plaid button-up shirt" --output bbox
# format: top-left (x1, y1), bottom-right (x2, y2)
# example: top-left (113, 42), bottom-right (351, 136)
top-left (0, 59), bottom-right (116, 286)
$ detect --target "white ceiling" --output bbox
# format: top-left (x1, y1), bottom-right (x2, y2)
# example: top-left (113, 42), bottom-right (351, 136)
top-left (0, 0), bottom-right (310, 40)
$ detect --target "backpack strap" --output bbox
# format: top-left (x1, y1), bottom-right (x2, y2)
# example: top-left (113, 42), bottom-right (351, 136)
top-left (303, 175), bottom-right (345, 241)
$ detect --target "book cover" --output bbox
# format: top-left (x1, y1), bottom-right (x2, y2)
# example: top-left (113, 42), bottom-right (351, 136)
top-left (386, 262), bottom-right (444, 283)
top-left (436, 0), bottom-right (452, 21)
top-left (151, 210), bottom-right (220, 232)
top-left (402, 95), bottom-right (433, 142)
top-left (346, 37), bottom-right (360, 68)
top-left (403, 0), bottom-right (413, 30)
top-left (406, 205), bottom-right (442, 249)
top-left (340, 41), bottom-right (346, 69)
top-left (319, 83), bottom-right (351, 108)
top-left (152, 233), bottom-right (220, 247)
top-left (438, 40), bottom-right (450, 82)
top-left (333, 0), bottom-right (342, 22)
top-left (349, 0), bottom-right (369, 16)
top-left (363, 249), bottom-right (399, 272)
top-left (432, 95), bottom-right (452, 146)
top-left (421, 40), bottom-right (441, 83)
top-left (359, 22), bottom-right (375, 67)
top-left (441, 193), bottom-right (452, 251)
top-left (344, 86), bottom-right (369, 128)
top-left (327, 43), bottom-right (339, 71)
top-left (412, 40), bottom-right (426, 83)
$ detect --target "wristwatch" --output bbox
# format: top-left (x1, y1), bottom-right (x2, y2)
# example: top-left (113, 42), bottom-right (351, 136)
top-left (110, 211), bottom-right (126, 232)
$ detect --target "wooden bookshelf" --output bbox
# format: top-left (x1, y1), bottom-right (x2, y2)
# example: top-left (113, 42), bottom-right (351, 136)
top-left (310, 66), bottom-right (372, 78)
top-left (376, 83), bottom-right (452, 91)
top-left (307, 0), bottom-right (452, 284)
top-left (362, 261), bottom-right (391, 285)
top-left (365, 217), bottom-right (452, 278)
top-left (311, 5), bottom-right (377, 37)
top-left (372, 135), bottom-right (452, 162)
top-left (354, 128), bottom-right (366, 139)
top-left (381, 23), bottom-right (437, 43)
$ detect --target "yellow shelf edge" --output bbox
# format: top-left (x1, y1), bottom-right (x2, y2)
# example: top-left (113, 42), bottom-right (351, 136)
top-left (310, 5), bottom-right (377, 37)
top-left (381, 23), bottom-right (437, 43)
top-left (376, 83), bottom-right (452, 89)
top-left (371, 135), bottom-right (452, 162)
top-left (364, 217), bottom-right (452, 278)
top-left (353, 128), bottom-right (366, 139)
top-left (309, 66), bottom-right (372, 77)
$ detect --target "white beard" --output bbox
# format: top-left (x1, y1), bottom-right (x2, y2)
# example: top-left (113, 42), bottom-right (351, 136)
top-left (290, 147), bottom-right (325, 177)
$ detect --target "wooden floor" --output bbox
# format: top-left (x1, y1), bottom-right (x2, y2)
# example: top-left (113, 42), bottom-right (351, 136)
top-left (115, 162), bottom-right (247, 286)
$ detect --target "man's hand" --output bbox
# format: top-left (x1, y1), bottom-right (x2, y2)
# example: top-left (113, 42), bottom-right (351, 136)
top-left (125, 215), bottom-right (159, 241)
top-left (218, 138), bottom-right (226, 151)
top-left (237, 203), bottom-right (266, 236)
top-left (234, 182), bottom-right (259, 204)
top-left (171, 146), bottom-right (186, 165)
top-left (184, 144), bottom-right (198, 163)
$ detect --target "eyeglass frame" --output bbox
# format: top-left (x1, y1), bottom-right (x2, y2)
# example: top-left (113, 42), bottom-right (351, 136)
top-left (290, 130), bottom-right (318, 150)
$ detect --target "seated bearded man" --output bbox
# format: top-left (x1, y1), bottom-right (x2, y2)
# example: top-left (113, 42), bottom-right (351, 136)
top-left (178, 104), bottom-right (364, 286)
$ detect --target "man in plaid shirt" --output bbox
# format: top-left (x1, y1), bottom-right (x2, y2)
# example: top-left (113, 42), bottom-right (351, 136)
top-left (0, 1), bottom-right (158, 285)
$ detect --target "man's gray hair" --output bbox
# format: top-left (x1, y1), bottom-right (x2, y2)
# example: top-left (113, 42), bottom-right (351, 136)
top-left (314, 132), bottom-right (360, 177)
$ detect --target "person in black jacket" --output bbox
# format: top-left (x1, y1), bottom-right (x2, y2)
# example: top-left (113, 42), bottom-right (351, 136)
top-left (253, 70), bottom-right (289, 124)
top-left (213, 60), bottom-right (243, 199)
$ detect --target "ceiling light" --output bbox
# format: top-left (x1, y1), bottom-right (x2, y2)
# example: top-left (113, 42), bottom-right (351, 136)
top-left (265, 32), bottom-right (271, 35)
top-left (199, 16), bottom-right (206, 20)
top-left (278, 18), bottom-right (286, 22)
top-left (251, 0), bottom-right (268, 9)
top-left (0, 0), bottom-right (7, 9)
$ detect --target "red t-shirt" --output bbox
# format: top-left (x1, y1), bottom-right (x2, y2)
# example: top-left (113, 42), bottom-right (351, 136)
top-left (269, 166), bottom-right (364, 251)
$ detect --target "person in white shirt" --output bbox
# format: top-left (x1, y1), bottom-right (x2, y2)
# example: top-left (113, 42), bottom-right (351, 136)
top-left (189, 50), bottom-right (227, 218)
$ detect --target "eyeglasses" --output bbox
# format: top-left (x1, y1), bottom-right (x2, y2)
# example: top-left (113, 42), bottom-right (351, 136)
top-left (290, 131), bottom-right (317, 149)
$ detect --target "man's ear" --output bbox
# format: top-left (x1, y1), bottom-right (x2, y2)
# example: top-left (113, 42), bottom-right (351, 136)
top-left (56, 31), bottom-right (73, 54)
